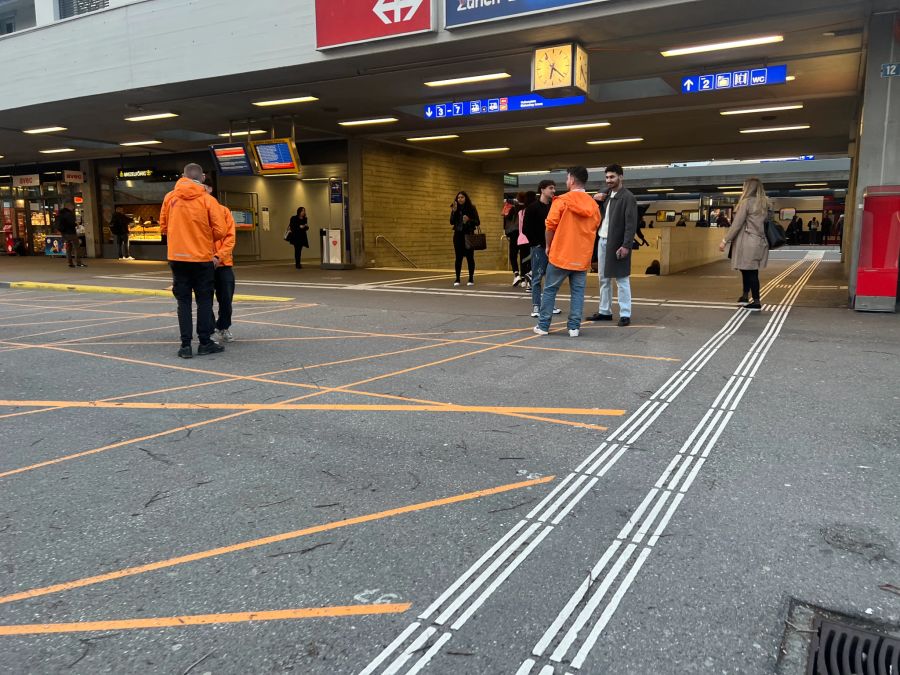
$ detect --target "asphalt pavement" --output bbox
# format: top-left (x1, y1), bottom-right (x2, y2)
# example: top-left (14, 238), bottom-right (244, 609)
top-left (0, 252), bottom-right (897, 674)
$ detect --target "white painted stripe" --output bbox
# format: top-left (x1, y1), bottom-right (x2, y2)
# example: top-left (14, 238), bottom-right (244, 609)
top-left (711, 376), bottom-right (737, 409)
top-left (616, 489), bottom-right (659, 540)
top-left (539, 666), bottom-right (556, 675)
top-left (595, 444), bottom-right (629, 477)
top-left (516, 659), bottom-right (536, 675)
top-left (570, 547), bottom-right (653, 670)
top-left (678, 457), bottom-right (707, 494)
top-left (550, 544), bottom-right (638, 662)
top-left (648, 492), bottom-right (685, 546)
top-left (632, 490), bottom-right (672, 544)
top-left (665, 370), bottom-right (699, 402)
top-left (728, 374), bottom-right (755, 411)
top-left (526, 475), bottom-right (576, 520)
top-left (382, 627), bottom-right (436, 675)
top-left (684, 409), bottom-right (724, 457)
top-left (584, 443), bottom-right (619, 475)
top-left (434, 523), bottom-right (540, 625)
top-left (657, 370), bottom-right (690, 400)
top-left (627, 402), bottom-right (669, 444)
top-left (539, 475), bottom-right (589, 523)
top-left (718, 377), bottom-right (746, 413)
top-left (666, 456), bottom-right (694, 491)
top-left (358, 622), bottom-right (421, 675)
top-left (574, 442), bottom-right (608, 473)
top-left (451, 526), bottom-right (555, 630)
top-left (405, 632), bottom-right (453, 675)
top-left (677, 409), bottom-right (715, 454)
top-left (607, 401), bottom-right (656, 442)
top-left (419, 520), bottom-right (528, 620)
top-left (654, 456), bottom-right (682, 489)
top-left (552, 478), bottom-right (599, 525)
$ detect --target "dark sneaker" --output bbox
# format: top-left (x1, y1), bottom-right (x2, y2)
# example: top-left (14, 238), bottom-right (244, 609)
top-left (618, 317), bottom-right (631, 327)
top-left (177, 345), bottom-right (193, 359)
top-left (197, 341), bottom-right (225, 355)
top-left (586, 312), bottom-right (613, 321)
top-left (737, 295), bottom-right (749, 303)
top-left (68, 264), bottom-right (75, 268)
top-left (744, 302), bottom-right (762, 311)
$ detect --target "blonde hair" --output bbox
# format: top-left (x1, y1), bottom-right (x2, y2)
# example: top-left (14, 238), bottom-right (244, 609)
top-left (739, 177), bottom-right (769, 216)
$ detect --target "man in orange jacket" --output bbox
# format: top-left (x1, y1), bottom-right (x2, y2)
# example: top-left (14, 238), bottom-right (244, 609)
top-left (203, 180), bottom-right (237, 344)
top-left (534, 166), bottom-right (601, 338)
top-left (160, 163), bottom-right (229, 358)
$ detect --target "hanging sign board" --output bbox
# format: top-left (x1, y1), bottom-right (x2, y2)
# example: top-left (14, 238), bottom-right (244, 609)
top-left (316, 0), bottom-right (434, 49)
top-left (117, 168), bottom-right (156, 179)
top-left (446, 0), bottom-right (610, 28)
top-left (210, 143), bottom-right (256, 176)
top-left (63, 170), bottom-right (85, 184)
top-left (250, 139), bottom-right (301, 176)
top-left (329, 178), bottom-right (344, 204)
top-left (12, 175), bottom-right (40, 188)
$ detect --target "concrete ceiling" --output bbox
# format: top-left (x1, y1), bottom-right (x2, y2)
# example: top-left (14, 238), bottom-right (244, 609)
top-left (0, 0), bottom-right (874, 173)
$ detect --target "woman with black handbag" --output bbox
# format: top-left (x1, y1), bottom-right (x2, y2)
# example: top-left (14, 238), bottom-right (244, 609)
top-left (288, 207), bottom-right (310, 269)
top-left (450, 191), bottom-right (480, 287)
top-left (718, 178), bottom-right (770, 310)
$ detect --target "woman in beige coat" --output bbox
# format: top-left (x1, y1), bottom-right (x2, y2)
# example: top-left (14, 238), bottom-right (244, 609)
top-left (718, 178), bottom-right (770, 310)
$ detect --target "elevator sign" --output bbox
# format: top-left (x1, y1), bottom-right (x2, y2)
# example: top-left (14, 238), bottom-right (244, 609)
top-left (681, 64), bottom-right (788, 94)
top-left (316, 0), bottom-right (434, 49)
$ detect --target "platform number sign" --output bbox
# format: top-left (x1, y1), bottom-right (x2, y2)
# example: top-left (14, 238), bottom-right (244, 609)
top-left (882, 63), bottom-right (899, 78)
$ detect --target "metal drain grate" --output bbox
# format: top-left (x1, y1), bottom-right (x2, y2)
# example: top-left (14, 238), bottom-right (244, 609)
top-left (807, 617), bottom-right (900, 675)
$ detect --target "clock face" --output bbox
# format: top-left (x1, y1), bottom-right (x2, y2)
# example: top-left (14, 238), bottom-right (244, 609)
top-left (575, 46), bottom-right (589, 93)
top-left (534, 45), bottom-right (573, 90)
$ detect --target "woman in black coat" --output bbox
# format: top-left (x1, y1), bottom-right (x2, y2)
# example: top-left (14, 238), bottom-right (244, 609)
top-left (450, 191), bottom-right (480, 286)
top-left (288, 207), bottom-right (310, 269)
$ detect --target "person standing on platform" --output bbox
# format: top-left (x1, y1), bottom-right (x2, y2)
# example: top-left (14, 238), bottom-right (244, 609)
top-left (587, 163), bottom-right (638, 327)
top-left (56, 202), bottom-right (85, 268)
top-left (808, 217), bottom-right (819, 245)
top-left (821, 212), bottom-right (833, 245)
top-left (504, 193), bottom-right (525, 286)
top-left (288, 207), bottom-right (309, 269)
top-left (523, 179), bottom-right (561, 318)
top-left (450, 191), bottom-right (480, 287)
top-left (716, 212), bottom-right (731, 228)
top-left (160, 163), bottom-right (229, 359)
top-left (110, 208), bottom-right (133, 260)
top-left (204, 181), bottom-right (237, 344)
top-left (718, 177), bottom-right (770, 311)
top-left (533, 167), bottom-right (600, 338)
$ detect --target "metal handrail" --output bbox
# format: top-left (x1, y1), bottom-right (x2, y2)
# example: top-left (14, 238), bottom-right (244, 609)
top-left (375, 235), bottom-right (418, 268)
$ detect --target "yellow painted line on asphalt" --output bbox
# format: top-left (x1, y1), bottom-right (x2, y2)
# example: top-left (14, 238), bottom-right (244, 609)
top-left (0, 604), bottom-right (411, 636)
top-left (9, 281), bottom-right (292, 302)
top-left (0, 476), bottom-right (553, 606)
top-left (0, 399), bottom-right (625, 416)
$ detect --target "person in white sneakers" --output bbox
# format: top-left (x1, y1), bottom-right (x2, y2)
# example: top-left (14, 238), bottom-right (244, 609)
top-left (523, 179), bottom-right (561, 318)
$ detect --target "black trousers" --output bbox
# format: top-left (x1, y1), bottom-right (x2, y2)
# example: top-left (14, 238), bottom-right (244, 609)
top-left (115, 235), bottom-right (129, 258)
top-left (293, 243), bottom-right (304, 268)
top-left (453, 232), bottom-right (475, 281)
top-left (169, 261), bottom-right (215, 345)
top-left (508, 237), bottom-right (530, 276)
top-left (740, 269), bottom-right (760, 302)
top-left (214, 266), bottom-right (235, 331)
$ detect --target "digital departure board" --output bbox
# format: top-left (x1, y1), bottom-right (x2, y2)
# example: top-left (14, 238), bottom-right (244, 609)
top-left (210, 143), bottom-right (256, 176)
top-left (250, 139), bottom-right (301, 176)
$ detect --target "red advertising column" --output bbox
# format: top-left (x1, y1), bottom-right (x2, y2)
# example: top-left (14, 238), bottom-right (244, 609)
top-left (855, 186), bottom-right (900, 312)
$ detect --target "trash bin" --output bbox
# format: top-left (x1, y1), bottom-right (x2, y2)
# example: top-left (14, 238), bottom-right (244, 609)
top-left (320, 227), bottom-right (353, 269)
top-left (854, 185), bottom-right (900, 312)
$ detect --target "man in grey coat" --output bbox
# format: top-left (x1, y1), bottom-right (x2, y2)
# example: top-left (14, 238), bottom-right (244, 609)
top-left (587, 164), bottom-right (638, 326)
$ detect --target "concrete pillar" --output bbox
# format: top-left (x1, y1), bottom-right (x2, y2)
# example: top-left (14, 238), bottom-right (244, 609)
top-left (34, 0), bottom-right (57, 25)
top-left (348, 139), bottom-right (365, 267)
top-left (79, 160), bottom-right (101, 257)
top-left (848, 9), bottom-right (899, 299)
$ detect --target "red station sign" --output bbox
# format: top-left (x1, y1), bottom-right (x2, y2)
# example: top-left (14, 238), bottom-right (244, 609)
top-left (315, 0), bottom-right (433, 50)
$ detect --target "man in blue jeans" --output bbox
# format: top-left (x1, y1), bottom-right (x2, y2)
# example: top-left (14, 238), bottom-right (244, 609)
top-left (522, 179), bottom-right (561, 318)
top-left (534, 167), bottom-right (601, 338)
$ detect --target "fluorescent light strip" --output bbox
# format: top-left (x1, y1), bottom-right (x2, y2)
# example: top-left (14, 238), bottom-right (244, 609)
top-left (661, 35), bottom-right (783, 57)
top-left (39, 148), bottom-right (75, 154)
top-left (253, 96), bottom-right (319, 107)
top-left (646, 188), bottom-right (674, 192)
top-left (795, 182), bottom-right (827, 187)
top-left (338, 117), bottom-right (398, 127)
top-left (510, 170), bottom-right (552, 175)
top-left (722, 191), bottom-right (743, 195)
top-left (218, 130), bottom-right (267, 137)
top-left (798, 187), bottom-right (830, 191)
top-left (425, 72), bottom-right (510, 87)
top-left (546, 121), bottom-right (611, 132)
top-left (717, 186), bottom-right (743, 189)
top-left (586, 137), bottom-right (644, 145)
top-left (720, 103), bottom-right (803, 116)
top-left (740, 124), bottom-right (810, 134)
top-left (462, 147), bottom-right (509, 154)
top-left (125, 112), bottom-right (178, 122)
top-left (406, 134), bottom-right (460, 142)
top-left (301, 178), bottom-right (330, 182)
top-left (786, 75), bottom-right (796, 81)
top-left (23, 126), bottom-right (67, 134)
top-left (120, 140), bottom-right (161, 146)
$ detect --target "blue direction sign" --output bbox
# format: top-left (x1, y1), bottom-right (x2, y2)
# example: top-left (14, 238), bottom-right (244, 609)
top-left (446, 0), bottom-right (612, 28)
top-left (881, 63), bottom-right (899, 78)
top-left (682, 65), bottom-right (788, 94)
top-left (422, 93), bottom-right (585, 120)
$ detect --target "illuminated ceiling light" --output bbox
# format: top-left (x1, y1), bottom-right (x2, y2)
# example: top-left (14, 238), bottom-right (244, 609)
top-left (424, 72), bottom-right (510, 87)
top-left (301, 178), bottom-right (330, 182)
top-left (586, 137), bottom-right (644, 145)
top-left (125, 112), bottom-right (179, 122)
top-left (39, 148), bottom-right (75, 154)
top-left (722, 191), bottom-right (743, 195)
top-left (545, 121), bottom-right (611, 131)
top-left (252, 96), bottom-right (319, 107)
top-left (406, 134), bottom-right (460, 142)
top-left (661, 35), bottom-right (783, 57)
top-left (720, 103), bottom-right (804, 115)
top-left (462, 147), bottom-right (509, 154)
top-left (647, 188), bottom-right (674, 192)
top-left (120, 140), bottom-right (162, 146)
top-left (218, 130), bottom-right (267, 137)
top-left (795, 182), bottom-right (828, 187)
top-left (785, 75), bottom-right (796, 81)
top-left (338, 117), bottom-right (399, 127)
top-left (510, 170), bottom-right (552, 175)
top-left (717, 185), bottom-right (743, 189)
top-left (23, 126), bottom-right (67, 134)
top-left (740, 124), bottom-right (810, 134)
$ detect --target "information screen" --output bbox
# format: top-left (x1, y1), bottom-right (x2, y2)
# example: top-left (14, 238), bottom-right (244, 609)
top-left (251, 139), bottom-right (301, 175)
top-left (210, 143), bottom-right (256, 176)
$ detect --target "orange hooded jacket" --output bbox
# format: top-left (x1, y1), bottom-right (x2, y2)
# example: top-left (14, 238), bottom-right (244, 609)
top-left (545, 191), bottom-right (601, 271)
top-left (214, 206), bottom-right (237, 267)
top-left (160, 177), bottom-right (229, 263)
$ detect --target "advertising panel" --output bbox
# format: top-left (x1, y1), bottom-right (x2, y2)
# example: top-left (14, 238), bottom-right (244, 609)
top-left (446, 0), bottom-right (610, 28)
top-left (317, 0), bottom-right (434, 49)
top-left (12, 174), bottom-right (40, 188)
top-left (250, 139), bottom-right (301, 176)
top-left (211, 143), bottom-right (256, 176)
